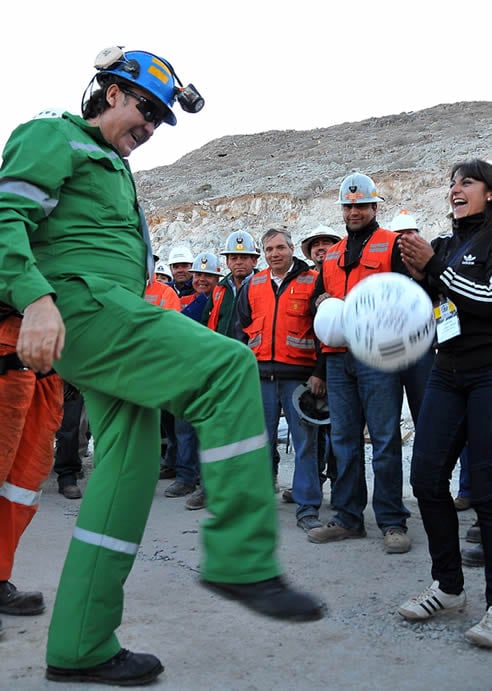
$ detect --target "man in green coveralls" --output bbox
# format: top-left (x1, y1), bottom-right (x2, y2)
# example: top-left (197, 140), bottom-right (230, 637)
top-left (0, 47), bottom-right (324, 685)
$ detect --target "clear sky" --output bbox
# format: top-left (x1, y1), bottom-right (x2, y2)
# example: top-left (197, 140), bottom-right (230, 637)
top-left (2, 0), bottom-right (490, 173)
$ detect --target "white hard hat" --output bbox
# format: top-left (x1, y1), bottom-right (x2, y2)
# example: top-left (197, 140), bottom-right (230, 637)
top-left (301, 225), bottom-right (343, 259)
top-left (191, 252), bottom-right (222, 275)
top-left (168, 246), bottom-right (194, 265)
top-left (155, 261), bottom-right (172, 279)
top-left (337, 173), bottom-right (384, 205)
top-left (314, 298), bottom-right (346, 347)
top-left (292, 382), bottom-right (330, 426)
top-left (221, 230), bottom-right (260, 256)
top-left (390, 209), bottom-right (419, 232)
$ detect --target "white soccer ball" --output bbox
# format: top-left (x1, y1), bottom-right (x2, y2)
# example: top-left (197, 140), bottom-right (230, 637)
top-left (314, 297), bottom-right (346, 347)
top-left (343, 273), bottom-right (435, 372)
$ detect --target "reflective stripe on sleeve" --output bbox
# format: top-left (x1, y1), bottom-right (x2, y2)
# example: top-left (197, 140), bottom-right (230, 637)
top-left (200, 431), bottom-right (268, 464)
top-left (73, 527), bottom-right (139, 556)
top-left (69, 141), bottom-right (119, 160)
top-left (0, 480), bottom-right (42, 506)
top-left (0, 179), bottom-right (58, 216)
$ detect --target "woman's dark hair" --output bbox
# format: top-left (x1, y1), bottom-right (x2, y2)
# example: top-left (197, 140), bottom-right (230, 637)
top-left (450, 159), bottom-right (492, 191)
top-left (81, 75), bottom-right (127, 120)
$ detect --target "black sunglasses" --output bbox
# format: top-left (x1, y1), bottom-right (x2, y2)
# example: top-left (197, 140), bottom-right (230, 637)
top-left (120, 87), bottom-right (166, 128)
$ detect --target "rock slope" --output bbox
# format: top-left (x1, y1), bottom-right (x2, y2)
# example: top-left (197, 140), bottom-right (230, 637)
top-left (134, 101), bottom-right (492, 262)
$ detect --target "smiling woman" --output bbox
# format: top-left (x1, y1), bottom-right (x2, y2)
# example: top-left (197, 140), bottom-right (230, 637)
top-left (397, 159), bottom-right (492, 648)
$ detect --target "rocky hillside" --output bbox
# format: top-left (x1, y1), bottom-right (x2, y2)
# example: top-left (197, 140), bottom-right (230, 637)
top-left (135, 101), bottom-right (492, 263)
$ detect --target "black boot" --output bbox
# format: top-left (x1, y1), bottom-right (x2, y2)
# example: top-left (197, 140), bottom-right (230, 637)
top-left (201, 576), bottom-right (326, 622)
top-left (58, 474), bottom-right (82, 499)
top-left (462, 542), bottom-right (485, 567)
top-left (46, 648), bottom-right (164, 685)
top-left (465, 520), bottom-right (481, 543)
top-left (0, 581), bottom-right (45, 615)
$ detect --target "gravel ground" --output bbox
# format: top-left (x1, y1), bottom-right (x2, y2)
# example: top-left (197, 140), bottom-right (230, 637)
top-left (2, 422), bottom-right (490, 691)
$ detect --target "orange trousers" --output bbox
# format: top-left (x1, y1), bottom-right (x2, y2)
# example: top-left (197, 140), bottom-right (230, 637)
top-left (0, 314), bottom-right (63, 580)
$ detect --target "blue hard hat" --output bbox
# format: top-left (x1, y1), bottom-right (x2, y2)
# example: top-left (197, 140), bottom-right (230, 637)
top-left (95, 47), bottom-right (177, 126)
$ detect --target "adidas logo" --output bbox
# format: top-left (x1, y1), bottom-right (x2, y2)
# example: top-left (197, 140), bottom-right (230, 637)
top-left (462, 254), bottom-right (476, 265)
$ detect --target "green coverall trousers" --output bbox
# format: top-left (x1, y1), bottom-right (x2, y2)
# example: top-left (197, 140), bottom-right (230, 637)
top-left (46, 276), bottom-right (280, 668)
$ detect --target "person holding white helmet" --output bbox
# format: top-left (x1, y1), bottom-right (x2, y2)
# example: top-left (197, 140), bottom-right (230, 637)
top-left (300, 225), bottom-right (343, 271)
top-left (308, 172), bottom-right (412, 555)
top-left (282, 225), bottom-right (341, 505)
top-left (236, 227), bottom-right (326, 533)
top-left (0, 45), bottom-right (324, 685)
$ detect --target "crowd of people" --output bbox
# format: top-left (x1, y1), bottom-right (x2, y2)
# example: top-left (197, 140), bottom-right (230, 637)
top-left (0, 43), bottom-right (491, 687)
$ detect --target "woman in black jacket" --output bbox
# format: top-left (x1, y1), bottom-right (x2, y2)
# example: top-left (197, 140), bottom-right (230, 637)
top-left (397, 159), bottom-right (492, 648)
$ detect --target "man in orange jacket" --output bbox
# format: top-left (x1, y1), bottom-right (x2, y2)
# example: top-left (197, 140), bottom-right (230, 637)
top-left (236, 227), bottom-right (326, 532)
top-left (0, 305), bottom-right (63, 637)
top-left (144, 258), bottom-right (181, 480)
top-left (307, 173), bottom-right (411, 554)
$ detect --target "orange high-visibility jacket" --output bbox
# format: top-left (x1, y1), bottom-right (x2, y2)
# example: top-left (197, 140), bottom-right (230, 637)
top-left (144, 278), bottom-right (181, 311)
top-left (321, 227), bottom-right (397, 353)
top-left (244, 268), bottom-right (317, 367)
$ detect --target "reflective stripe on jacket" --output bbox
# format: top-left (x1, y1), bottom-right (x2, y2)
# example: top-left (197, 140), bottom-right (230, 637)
top-left (207, 285), bottom-right (227, 332)
top-left (144, 278), bottom-right (181, 311)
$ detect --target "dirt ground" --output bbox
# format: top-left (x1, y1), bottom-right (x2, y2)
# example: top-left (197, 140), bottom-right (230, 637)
top-left (1, 435), bottom-right (490, 691)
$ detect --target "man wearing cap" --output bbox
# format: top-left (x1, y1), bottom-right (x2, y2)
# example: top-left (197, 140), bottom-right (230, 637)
top-left (0, 47), bottom-right (323, 685)
top-left (236, 227), bottom-right (325, 532)
top-left (301, 225), bottom-right (343, 271)
top-left (308, 173), bottom-right (412, 555)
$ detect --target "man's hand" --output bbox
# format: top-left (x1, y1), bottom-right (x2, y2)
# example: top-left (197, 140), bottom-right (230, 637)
top-left (398, 234), bottom-right (434, 278)
top-left (16, 295), bottom-right (65, 373)
top-left (307, 375), bottom-right (326, 398)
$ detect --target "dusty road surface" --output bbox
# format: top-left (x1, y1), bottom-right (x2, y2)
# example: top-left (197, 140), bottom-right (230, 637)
top-left (1, 436), bottom-right (489, 691)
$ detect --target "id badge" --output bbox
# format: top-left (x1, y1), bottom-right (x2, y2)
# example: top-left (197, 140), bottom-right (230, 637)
top-left (433, 297), bottom-right (461, 343)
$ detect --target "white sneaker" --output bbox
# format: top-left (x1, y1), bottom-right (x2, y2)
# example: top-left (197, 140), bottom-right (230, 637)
top-left (465, 607), bottom-right (492, 648)
top-left (398, 581), bottom-right (466, 620)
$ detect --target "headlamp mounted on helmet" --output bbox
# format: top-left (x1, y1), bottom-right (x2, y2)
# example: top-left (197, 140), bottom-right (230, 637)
top-left (84, 46), bottom-right (204, 126)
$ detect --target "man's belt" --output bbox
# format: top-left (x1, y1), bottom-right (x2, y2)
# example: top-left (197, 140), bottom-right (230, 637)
top-left (0, 353), bottom-right (55, 379)
top-left (0, 353), bottom-right (29, 375)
